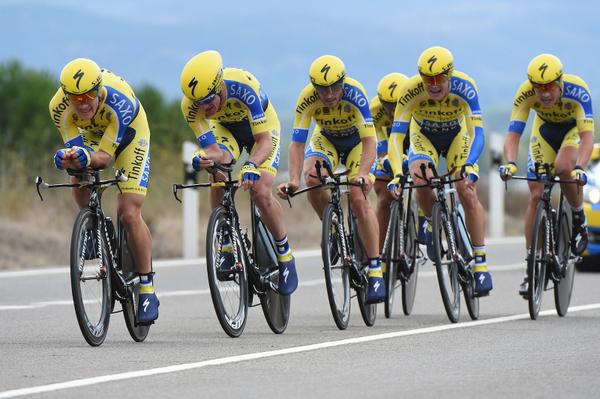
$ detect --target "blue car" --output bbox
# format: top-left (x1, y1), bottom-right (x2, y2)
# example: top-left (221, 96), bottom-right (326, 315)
top-left (579, 144), bottom-right (600, 269)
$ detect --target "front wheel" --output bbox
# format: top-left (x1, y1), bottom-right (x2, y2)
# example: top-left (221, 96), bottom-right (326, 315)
top-left (70, 208), bottom-right (111, 347)
top-left (432, 202), bottom-right (460, 323)
top-left (401, 204), bottom-right (419, 316)
top-left (322, 204), bottom-right (351, 330)
top-left (383, 201), bottom-right (401, 318)
top-left (455, 206), bottom-right (479, 320)
top-left (206, 206), bottom-right (249, 337)
top-left (528, 203), bottom-right (549, 320)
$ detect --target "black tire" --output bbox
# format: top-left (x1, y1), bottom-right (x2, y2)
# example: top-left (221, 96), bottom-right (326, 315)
top-left (118, 223), bottom-right (150, 342)
top-left (401, 204), bottom-right (419, 316)
top-left (455, 206), bottom-right (479, 320)
top-left (432, 202), bottom-right (460, 323)
top-left (555, 200), bottom-right (575, 317)
top-left (322, 204), bottom-right (351, 330)
top-left (528, 202), bottom-right (549, 320)
top-left (254, 213), bottom-right (290, 334)
top-left (206, 206), bottom-right (248, 337)
top-left (384, 201), bottom-right (401, 318)
top-left (70, 208), bottom-right (111, 347)
top-left (351, 214), bottom-right (377, 327)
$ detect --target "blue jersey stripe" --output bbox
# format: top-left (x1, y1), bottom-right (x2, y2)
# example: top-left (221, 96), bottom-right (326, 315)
top-left (292, 128), bottom-right (309, 143)
top-left (226, 80), bottom-right (265, 121)
top-left (563, 82), bottom-right (594, 118)
top-left (508, 120), bottom-right (526, 134)
top-left (391, 121), bottom-right (410, 134)
top-left (377, 140), bottom-right (388, 156)
top-left (105, 86), bottom-right (137, 145)
top-left (466, 126), bottom-right (485, 165)
top-left (450, 76), bottom-right (481, 115)
top-left (342, 83), bottom-right (372, 123)
top-left (198, 131), bottom-right (217, 148)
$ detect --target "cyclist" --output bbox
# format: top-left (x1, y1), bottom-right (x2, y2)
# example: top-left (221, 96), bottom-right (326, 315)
top-left (180, 50), bottom-right (297, 295)
top-left (371, 73), bottom-right (411, 259)
top-left (276, 55), bottom-right (385, 304)
top-left (498, 54), bottom-right (594, 296)
top-left (387, 46), bottom-right (492, 297)
top-left (49, 58), bottom-right (159, 324)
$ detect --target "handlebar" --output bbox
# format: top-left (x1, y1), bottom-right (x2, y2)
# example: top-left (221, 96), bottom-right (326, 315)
top-left (171, 160), bottom-right (238, 203)
top-left (35, 169), bottom-right (127, 201)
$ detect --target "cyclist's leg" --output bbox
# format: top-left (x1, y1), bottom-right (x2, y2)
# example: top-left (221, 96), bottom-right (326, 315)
top-left (303, 128), bottom-right (338, 218)
top-left (114, 106), bottom-right (157, 323)
top-left (554, 124), bottom-right (588, 254)
top-left (374, 158), bottom-right (394, 251)
top-left (448, 127), bottom-right (491, 295)
top-left (70, 130), bottom-right (99, 208)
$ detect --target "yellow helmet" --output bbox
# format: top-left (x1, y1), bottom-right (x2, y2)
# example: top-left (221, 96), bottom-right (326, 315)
top-left (309, 55), bottom-right (345, 86)
top-left (180, 50), bottom-right (224, 101)
top-left (377, 73), bottom-right (408, 103)
top-left (417, 46), bottom-right (454, 77)
top-left (527, 54), bottom-right (563, 84)
top-left (60, 58), bottom-right (102, 95)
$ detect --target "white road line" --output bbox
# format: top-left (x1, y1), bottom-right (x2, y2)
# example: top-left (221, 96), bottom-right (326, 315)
top-left (0, 237), bottom-right (526, 279)
top-left (1, 302), bottom-right (598, 399)
top-left (0, 264), bottom-right (524, 311)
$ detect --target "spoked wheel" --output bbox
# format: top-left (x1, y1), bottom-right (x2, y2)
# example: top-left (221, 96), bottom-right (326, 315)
top-left (384, 201), bottom-right (401, 318)
top-left (554, 200), bottom-right (575, 317)
top-left (455, 207), bottom-right (479, 320)
top-left (206, 206), bottom-right (248, 337)
top-left (322, 204), bottom-right (351, 330)
top-left (432, 202), bottom-right (461, 323)
top-left (254, 212), bottom-right (290, 334)
top-left (401, 204), bottom-right (419, 316)
top-left (528, 203), bottom-right (549, 320)
top-left (119, 224), bottom-right (150, 342)
top-left (70, 208), bottom-right (111, 347)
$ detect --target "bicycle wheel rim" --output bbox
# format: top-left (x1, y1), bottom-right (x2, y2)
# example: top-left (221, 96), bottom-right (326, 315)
top-left (455, 209), bottom-right (479, 320)
top-left (322, 204), bottom-right (351, 330)
top-left (402, 206), bottom-right (419, 316)
top-left (555, 200), bottom-right (575, 316)
top-left (70, 209), bottom-right (111, 346)
top-left (528, 204), bottom-right (548, 320)
top-left (384, 201), bottom-right (400, 318)
top-left (432, 202), bottom-right (460, 323)
top-left (207, 207), bottom-right (248, 337)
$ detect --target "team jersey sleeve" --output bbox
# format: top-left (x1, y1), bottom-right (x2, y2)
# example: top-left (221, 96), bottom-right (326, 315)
top-left (370, 98), bottom-right (388, 156)
top-left (48, 89), bottom-right (89, 150)
top-left (180, 97), bottom-right (217, 148)
top-left (342, 81), bottom-right (375, 140)
top-left (507, 80), bottom-right (535, 135)
top-left (450, 74), bottom-right (485, 166)
top-left (225, 73), bottom-right (270, 135)
top-left (292, 85), bottom-right (318, 144)
top-left (562, 77), bottom-right (594, 133)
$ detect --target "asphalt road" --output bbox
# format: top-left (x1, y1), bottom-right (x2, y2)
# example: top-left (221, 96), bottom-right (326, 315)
top-left (1, 238), bottom-right (600, 398)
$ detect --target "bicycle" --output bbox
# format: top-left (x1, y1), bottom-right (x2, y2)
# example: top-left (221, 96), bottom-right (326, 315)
top-left (172, 162), bottom-right (289, 337)
top-left (507, 162), bottom-right (578, 320)
top-left (287, 160), bottom-right (376, 330)
top-left (35, 169), bottom-right (150, 347)
top-left (380, 174), bottom-right (425, 318)
top-left (414, 162), bottom-right (479, 323)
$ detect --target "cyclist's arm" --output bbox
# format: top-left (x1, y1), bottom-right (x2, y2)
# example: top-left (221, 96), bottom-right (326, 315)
top-left (503, 132), bottom-right (521, 163)
top-left (573, 84), bottom-right (595, 168)
top-left (504, 81), bottom-right (535, 164)
top-left (454, 76), bottom-right (484, 166)
top-left (388, 103), bottom-right (410, 175)
top-left (89, 150), bottom-right (112, 169)
top-left (288, 141), bottom-right (305, 185)
top-left (288, 86), bottom-right (316, 183)
top-left (248, 131), bottom-right (272, 166)
top-left (359, 134), bottom-right (376, 176)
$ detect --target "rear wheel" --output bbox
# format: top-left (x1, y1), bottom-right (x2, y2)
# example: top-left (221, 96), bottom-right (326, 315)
top-left (432, 202), bottom-right (460, 323)
top-left (528, 203), bottom-right (549, 320)
top-left (555, 200), bottom-right (575, 317)
top-left (322, 204), bottom-right (351, 330)
top-left (119, 223), bottom-right (150, 342)
top-left (206, 206), bottom-right (248, 337)
top-left (70, 209), bottom-right (111, 347)
top-left (254, 211), bottom-right (290, 334)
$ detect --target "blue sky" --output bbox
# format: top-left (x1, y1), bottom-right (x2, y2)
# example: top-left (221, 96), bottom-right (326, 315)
top-left (2, 0), bottom-right (599, 115)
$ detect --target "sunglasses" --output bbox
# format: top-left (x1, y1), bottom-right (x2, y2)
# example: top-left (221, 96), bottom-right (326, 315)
top-left (313, 80), bottom-right (344, 95)
top-left (420, 73), bottom-right (449, 86)
top-left (67, 87), bottom-right (99, 104)
top-left (532, 81), bottom-right (560, 92)
top-left (193, 92), bottom-right (218, 106)
top-left (380, 99), bottom-right (396, 112)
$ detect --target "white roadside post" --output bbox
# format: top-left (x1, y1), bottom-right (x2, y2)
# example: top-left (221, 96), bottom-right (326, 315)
top-left (182, 141), bottom-right (199, 258)
top-left (489, 132), bottom-right (505, 238)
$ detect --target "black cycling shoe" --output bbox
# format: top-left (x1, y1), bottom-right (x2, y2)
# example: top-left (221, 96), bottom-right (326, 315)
top-left (518, 276), bottom-right (528, 299)
top-left (571, 211), bottom-right (588, 256)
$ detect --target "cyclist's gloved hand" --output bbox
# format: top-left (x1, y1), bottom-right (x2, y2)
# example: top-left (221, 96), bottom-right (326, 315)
top-left (498, 162), bottom-right (517, 181)
top-left (241, 161), bottom-right (261, 183)
top-left (71, 146), bottom-right (91, 169)
top-left (191, 149), bottom-right (208, 171)
top-left (571, 165), bottom-right (588, 186)
top-left (380, 156), bottom-right (392, 175)
top-left (461, 163), bottom-right (478, 183)
top-left (54, 148), bottom-right (68, 170)
top-left (387, 173), bottom-right (403, 192)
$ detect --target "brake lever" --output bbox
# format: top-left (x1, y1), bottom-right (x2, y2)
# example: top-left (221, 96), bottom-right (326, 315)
top-left (172, 184), bottom-right (182, 203)
top-left (35, 176), bottom-right (45, 201)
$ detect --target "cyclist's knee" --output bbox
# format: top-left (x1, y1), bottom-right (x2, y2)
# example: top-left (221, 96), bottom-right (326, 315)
top-left (251, 186), bottom-right (272, 209)
top-left (457, 184), bottom-right (479, 209)
top-left (349, 194), bottom-right (370, 217)
top-left (304, 171), bottom-right (320, 187)
top-left (119, 206), bottom-right (142, 228)
top-left (555, 158), bottom-right (575, 177)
